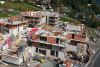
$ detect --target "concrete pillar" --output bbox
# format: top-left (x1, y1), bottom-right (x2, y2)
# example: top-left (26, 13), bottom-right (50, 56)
top-left (46, 49), bottom-right (50, 56)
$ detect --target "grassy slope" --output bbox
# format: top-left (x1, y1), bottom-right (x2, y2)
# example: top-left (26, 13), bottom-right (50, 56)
top-left (0, 2), bottom-right (41, 11)
top-left (0, 11), bottom-right (19, 18)
top-left (60, 16), bottom-right (81, 25)
top-left (0, 1), bottom-right (41, 17)
top-left (87, 27), bottom-right (96, 41)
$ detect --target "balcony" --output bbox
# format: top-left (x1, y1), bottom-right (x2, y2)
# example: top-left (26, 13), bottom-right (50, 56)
top-left (29, 34), bottom-right (65, 47)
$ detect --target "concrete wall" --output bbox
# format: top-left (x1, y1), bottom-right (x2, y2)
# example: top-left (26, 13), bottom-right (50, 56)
top-left (18, 26), bottom-right (23, 33)
top-left (9, 26), bottom-right (24, 36)
top-left (46, 49), bottom-right (50, 56)
top-left (27, 46), bottom-right (65, 59)
top-left (23, 47), bottom-right (36, 61)
top-left (32, 46), bottom-right (36, 54)
top-left (65, 44), bottom-right (77, 52)
top-left (9, 28), bottom-right (18, 36)
top-left (58, 51), bottom-right (65, 60)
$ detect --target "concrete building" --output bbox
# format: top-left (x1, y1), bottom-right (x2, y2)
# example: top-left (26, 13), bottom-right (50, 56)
top-left (0, 16), bottom-right (28, 36)
top-left (27, 23), bottom-right (88, 59)
top-left (28, 24), bottom-right (66, 59)
top-left (46, 12), bottom-right (59, 25)
top-left (65, 24), bottom-right (88, 56)
top-left (21, 11), bottom-right (46, 27)
top-left (21, 11), bottom-right (59, 27)
top-left (66, 24), bottom-right (87, 45)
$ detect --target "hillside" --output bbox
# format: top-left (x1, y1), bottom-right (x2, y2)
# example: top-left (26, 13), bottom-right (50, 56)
top-left (92, 0), bottom-right (100, 4)
top-left (0, 1), bottom-right (41, 17)
top-left (0, 1), bottom-right (41, 11)
top-left (50, 0), bottom-right (100, 14)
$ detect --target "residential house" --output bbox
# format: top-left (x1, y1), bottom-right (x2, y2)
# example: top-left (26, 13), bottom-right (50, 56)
top-left (0, 16), bottom-right (28, 36)
top-left (27, 24), bottom-right (65, 59)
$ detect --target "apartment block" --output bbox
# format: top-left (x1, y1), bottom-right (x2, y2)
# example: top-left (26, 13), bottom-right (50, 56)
top-left (27, 23), bottom-right (87, 59)
top-left (46, 12), bottom-right (59, 25)
top-left (21, 11), bottom-right (46, 27)
top-left (21, 11), bottom-right (59, 27)
top-left (66, 24), bottom-right (87, 46)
